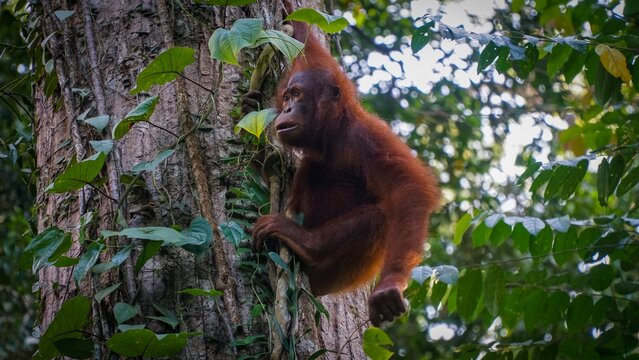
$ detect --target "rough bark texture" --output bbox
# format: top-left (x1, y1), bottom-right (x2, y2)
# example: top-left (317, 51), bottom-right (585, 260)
top-left (34, 0), bottom-right (367, 358)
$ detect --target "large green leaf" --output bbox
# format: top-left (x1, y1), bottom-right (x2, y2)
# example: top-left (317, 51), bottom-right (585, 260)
top-left (456, 268), bottom-right (483, 321)
top-left (131, 47), bottom-right (196, 95)
top-left (234, 108), bottom-right (277, 139)
top-left (46, 152), bottom-right (107, 193)
top-left (73, 242), bottom-right (103, 284)
top-left (453, 212), bottom-right (472, 245)
top-left (566, 294), bottom-right (593, 331)
top-left (254, 30), bottom-right (304, 63)
top-left (484, 266), bottom-right (505, 316)
top-left (546, 44), bottom-right (572, 78)
top-left (617, 165), bottom-right (639, 196)
top-left (478, 41), bottom-right (501, 72)
top-left (20, 227), bottom-right (71, 272)
top-left (285, 8), bottom-right (349, 34)
top-left (524, 288), bottom-right (547, 332)
top-left (107, 329), bottom-right (196, 358)
top-left (36, 296), bottom-right (91, 360)
top-left (209, 18), bottom-right (263, 65)
top-left (588, 264), bottom-right (614, 291)
top-left (363, 327), bottom-right (394, 360)
top-left (112, 96), bottom-right (160, 140)
top-left (178, 217), bottom-right (213, 254)
top-left (53, 338), bottom-right (93, 359)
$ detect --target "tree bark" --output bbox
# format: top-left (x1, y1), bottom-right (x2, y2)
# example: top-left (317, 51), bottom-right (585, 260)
top-left (33, 0), bottom-right (367, 358)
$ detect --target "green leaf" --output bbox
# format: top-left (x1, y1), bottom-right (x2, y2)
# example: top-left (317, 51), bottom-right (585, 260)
top-left (285, 8), bottom-right (349, 34)
top-left (268, 251), bottom-right (292, 274)
top-left (112, 243), bottom-right (134, 266)
top-left (489, 220), bottom-right (511, 246)
top-left (131, 149), bottom-right (175, 175)
top-left (597, 158), bottom-right (610, 207)
top-left (456, 268), bottom-right (483, 321)
top-left (617, 165), bottom-right (639, 196)
top-left (529, 168), bottom-right (552, 194)
top-left (453, 212), bottom-right (472, 245)
top-left (546, 44), bottom-right (572, 78)
top-left (472, 221), bottom-right (490, 247)
top-left (37, 296), bottom-right (91, 360)
top-left (594, 60), bottom-right (622, 107)
top-left (544, 165), bottom-right (572, 199)
top-left (135, 241), bottom-right (163, 272)
top-left (529, 226), bottom-right (553, 257)
top-left (112, 96), bottom-right (160, 140)
top-left (194, 0), bottom-right (257, 5)
top-left (53, 338), bottom-right (93, 359)
top-left (219, 221), bottom-right (247, 246)
top-left (363, 328), bottom-right (394, 360)
top-left (148, 303), bottom-right (178, 329)
top-left (234, 108), bottom-right (277, 139)
top-left (517, 159), bottom-right (541, 185)
top-left (103, 226), bottom-right (185, 244)
top-left (73, 242), bottom-right (103, 284)
top-left (478, 42), bottom-right (501, 72)
top-left (178, 288), bottom-right (224, 297)
top-left (254, 30), bottom-right (304, 63)
top-left (411, 265), bottom-right (433, 284)
top-left (592, 297), bottom-right (615, 326)
top-left (46, 152), bottom-right (107, 193)
top-left (114, 302), bottom-right (140, 324)
top-left (106, 329), bottom-right (154, 357)
top-left (607, 155), bottom-right (625, 196)
top-left (589, 264), bottom-right (614, 291)
top-left (21, 227), bottom-right (71, 272)
top-left (53, 255), bottom-right (79, 267)
top-left (81, 115), bottom-right (110, 132)
top-left (95, 282), bottom-right (121, 302)
top-left (178, 217), bottom-right (213, 253)
top-left (523, 288), bottom-right (547, 332)
top-left (89, 140), bottom-right (113, 155)
top-left (411, 23), bottom-right (432, 54)
top-left (511, 223), bottom-right (530, 253)
top-left (563, 50), bottom-right (587, 83)
top-left (131, 47), bottom-right (196, 94)
top-left (566, 294), bottom-right (593, 332)
top-left (484, 266), bottom-right (505, 316)
top-left (632, 59), bottom-right (639, 92)
top-left (542, 291), bottom-right (570, 326)
top-left (511, 0), bottom-right (524, 12)
top-left (209, 18), bottom-right (263, 65)
top-left (553, 227), bottom-right (578, 266)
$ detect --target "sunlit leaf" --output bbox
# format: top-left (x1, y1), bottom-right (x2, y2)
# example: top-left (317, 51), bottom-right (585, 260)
top-left (254, 30), bottom-right (304, 63)
top-left (595, 44), bottom-right (632, 83)
top-left (234, 108), bottom-right (277, 139)
top-left (453, 212), bottom-right (472, 245)
top-left (285, 8), bottom-right (349, 34)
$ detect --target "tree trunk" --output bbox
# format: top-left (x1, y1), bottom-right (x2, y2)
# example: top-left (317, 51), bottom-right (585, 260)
top-left (33, 0), bottom-right (367, 358)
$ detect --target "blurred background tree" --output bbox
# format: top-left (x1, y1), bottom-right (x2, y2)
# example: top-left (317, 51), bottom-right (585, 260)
top-left (0, 1), bottom-right (36, 358)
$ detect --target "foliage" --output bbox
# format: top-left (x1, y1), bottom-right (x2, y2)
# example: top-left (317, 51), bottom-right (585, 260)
top-left (333, 0), bottom-right (639, 358)
top-left (3, 0), bottom-right (639, 358)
